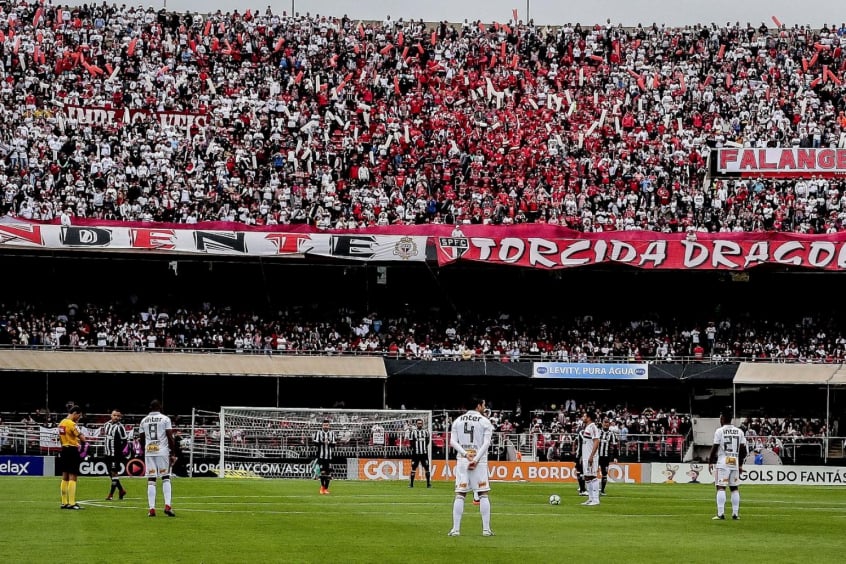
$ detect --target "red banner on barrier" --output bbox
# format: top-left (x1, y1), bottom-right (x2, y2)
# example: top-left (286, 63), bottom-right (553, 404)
top-left (435, 231), bottom-right (846, 270)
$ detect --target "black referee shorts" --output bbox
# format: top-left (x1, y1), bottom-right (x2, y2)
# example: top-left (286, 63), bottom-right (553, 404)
top-left (60, 446), bottom-right (82, 475)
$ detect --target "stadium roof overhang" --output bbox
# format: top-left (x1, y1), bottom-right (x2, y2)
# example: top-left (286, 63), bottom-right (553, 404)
top-left (0, 351), bottom-right (387, 378)
top-left (733, 363), bottom-right (838, 385)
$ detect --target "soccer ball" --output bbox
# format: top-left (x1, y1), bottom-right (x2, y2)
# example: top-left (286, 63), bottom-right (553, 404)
top-left (548, 494), bottom-right (561, 505)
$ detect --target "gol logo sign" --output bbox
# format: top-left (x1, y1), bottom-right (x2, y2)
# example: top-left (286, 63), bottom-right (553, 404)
top-left (359, 460), bottom-right (411, 480)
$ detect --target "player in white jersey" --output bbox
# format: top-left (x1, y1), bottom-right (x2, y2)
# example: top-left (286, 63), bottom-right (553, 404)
top-left (579, 411), bottom-right (602, 506)
top-left (448, 397), bottom-right (495, 537)
top-left (708, 411), bottom-right (748, 520)
top-left (139, 399), bottom-right (177, 517)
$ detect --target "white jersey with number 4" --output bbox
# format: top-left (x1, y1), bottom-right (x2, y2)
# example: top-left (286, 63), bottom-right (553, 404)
top-left (713, 424), bottom-right (746, 469)
top-left (450, 410), bottom-right (494, 463)
top-left (140, 411), bottom-right (173, 458)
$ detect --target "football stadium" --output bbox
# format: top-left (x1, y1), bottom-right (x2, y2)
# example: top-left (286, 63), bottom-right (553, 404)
top-left (1, 1), bottom-right (845, 562)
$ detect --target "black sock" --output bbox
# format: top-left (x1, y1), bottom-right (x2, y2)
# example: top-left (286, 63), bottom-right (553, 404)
top-left (425, 472), bottom-right (430, 485)
top-left (601, 477), bottom-right (607, 492)
top-left (116, 479), bottom-right (123, 492)
top-left (578, 475), bottom-right (586, 492)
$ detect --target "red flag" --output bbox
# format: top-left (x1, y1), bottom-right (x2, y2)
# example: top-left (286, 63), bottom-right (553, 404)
top-left (513, 9), bottom-right (519, 22)
top-left (679, 74), bottom-right (686, 94)
top-left (295, 71), bottom-right (303, 84)
top-left (717, 44), bottom-right (725, 60)
top-left (274, 37), bottom-right (285, 52)
top-left (0, 31), bottom-right (4, 43)
top-left (210, 38), bottom-right (219, 52)
top-left (810, 77), bottom-right (823, 88)
top-left (105, 62), bottom-right (113, 75)
top-left (380, 43), bottom-right (393, 56)
top-left (771, 16), bottom-right (782, 28)
top-left (33, 7), bottom-right (43, 27)
top-left (189, 39), bottom-right (196, 52)
top-left (127, 37), bottom-right (138, 57)
top-left (490, 55), bottom-right (497, 67)
top-left (431, 31), bottom-right (437, 45)
top-left (589, 54), bottom-right (604, 63)
top-left (828, 69), bottom-right (842, 85)
top-left (726, 73), bottom-right (733, 89)
top-left (512, 54), bottom-right (519, 68)
top-left (357, 23), bottom-right (364, 38)
top-left (203, 20), bottom-right (212, 36)
top-left (398, 32), bottom-right (404, 47)
top-left (417, 43), bottom-right (424, 55)
top-left (802, 58), bottom-right (808, 72)
top-left (55, 9), bottom-right (62, 29)
top-left (810, 53), bottom-right (819, 67)
top-left (478, 22), bottom-right (486, 32)
top-left (394, 76), bottom-right (401, 95)
top-left (500, 42), bottom-right (506, 59)
top-left (402, 46), bottom-right (409, 60)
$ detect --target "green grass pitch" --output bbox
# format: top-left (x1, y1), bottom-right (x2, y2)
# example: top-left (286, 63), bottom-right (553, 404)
top-left (2, 477), bottom-right (843, 563)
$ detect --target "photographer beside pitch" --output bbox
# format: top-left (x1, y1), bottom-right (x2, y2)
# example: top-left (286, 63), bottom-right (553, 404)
top-left (709, 411), bottom-right (748, 520)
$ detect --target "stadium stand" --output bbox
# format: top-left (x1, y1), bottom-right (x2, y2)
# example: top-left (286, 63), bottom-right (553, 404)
top-left (0, 5), bottom-right (844, 467)
top-left (1, 5), bottom-right (846, 232)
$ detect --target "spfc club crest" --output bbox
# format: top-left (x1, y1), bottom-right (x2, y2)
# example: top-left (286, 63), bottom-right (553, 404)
top-left (393, 236), bottom-right (419, 260)
top-left (438, 237), bottom-right (469, 261)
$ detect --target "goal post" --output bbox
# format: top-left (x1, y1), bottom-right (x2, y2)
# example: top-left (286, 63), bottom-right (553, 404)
top-left (215, 407), bottom-right (433, 479)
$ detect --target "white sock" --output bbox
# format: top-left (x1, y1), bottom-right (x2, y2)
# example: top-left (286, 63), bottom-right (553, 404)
top-left (148, 481), bottom-right (157, 509)
top-left (163, 478), bottom-right (172, 506)
top-left (480, 495), bottom-right (491, 530)
top-left (730, 490), bottom-right (740, 516)
top-left (592, 479), bottom-right (600, 502)
top-left (452, 496), bottom-right (465, 531)
top-left (716, 489), bottom-right (726, 515)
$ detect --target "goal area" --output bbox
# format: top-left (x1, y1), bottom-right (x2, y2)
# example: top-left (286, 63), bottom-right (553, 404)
top-left (199, 407), bottom-right (432, 479)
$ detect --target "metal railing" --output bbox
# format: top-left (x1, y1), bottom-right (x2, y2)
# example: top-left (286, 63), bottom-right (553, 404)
top-left (0, 342), bottom-right (833, 364)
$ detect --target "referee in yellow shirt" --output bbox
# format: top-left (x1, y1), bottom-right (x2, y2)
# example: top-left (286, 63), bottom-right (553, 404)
top-left (58, 405), bottom-right (86, 510)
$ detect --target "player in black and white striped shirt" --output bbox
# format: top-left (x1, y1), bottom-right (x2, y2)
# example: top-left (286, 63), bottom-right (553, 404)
top-left (312, 419), bottom-right (336, 495)
top-left (102, 410), bottom-right (128, 501)
top-left (598, 418), bottom-right (619, 496)
top-left (407, 419), bottom-right (431, 488)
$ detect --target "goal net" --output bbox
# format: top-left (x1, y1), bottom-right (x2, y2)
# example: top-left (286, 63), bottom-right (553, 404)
top-left (206, 407), bottom-right (432, 479)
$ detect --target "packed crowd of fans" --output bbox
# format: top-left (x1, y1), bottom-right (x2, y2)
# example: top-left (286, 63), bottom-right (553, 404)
top-left (2, 298), bottom-right (846, 363)
top-left (3, 4), bottom-right (846, 232)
